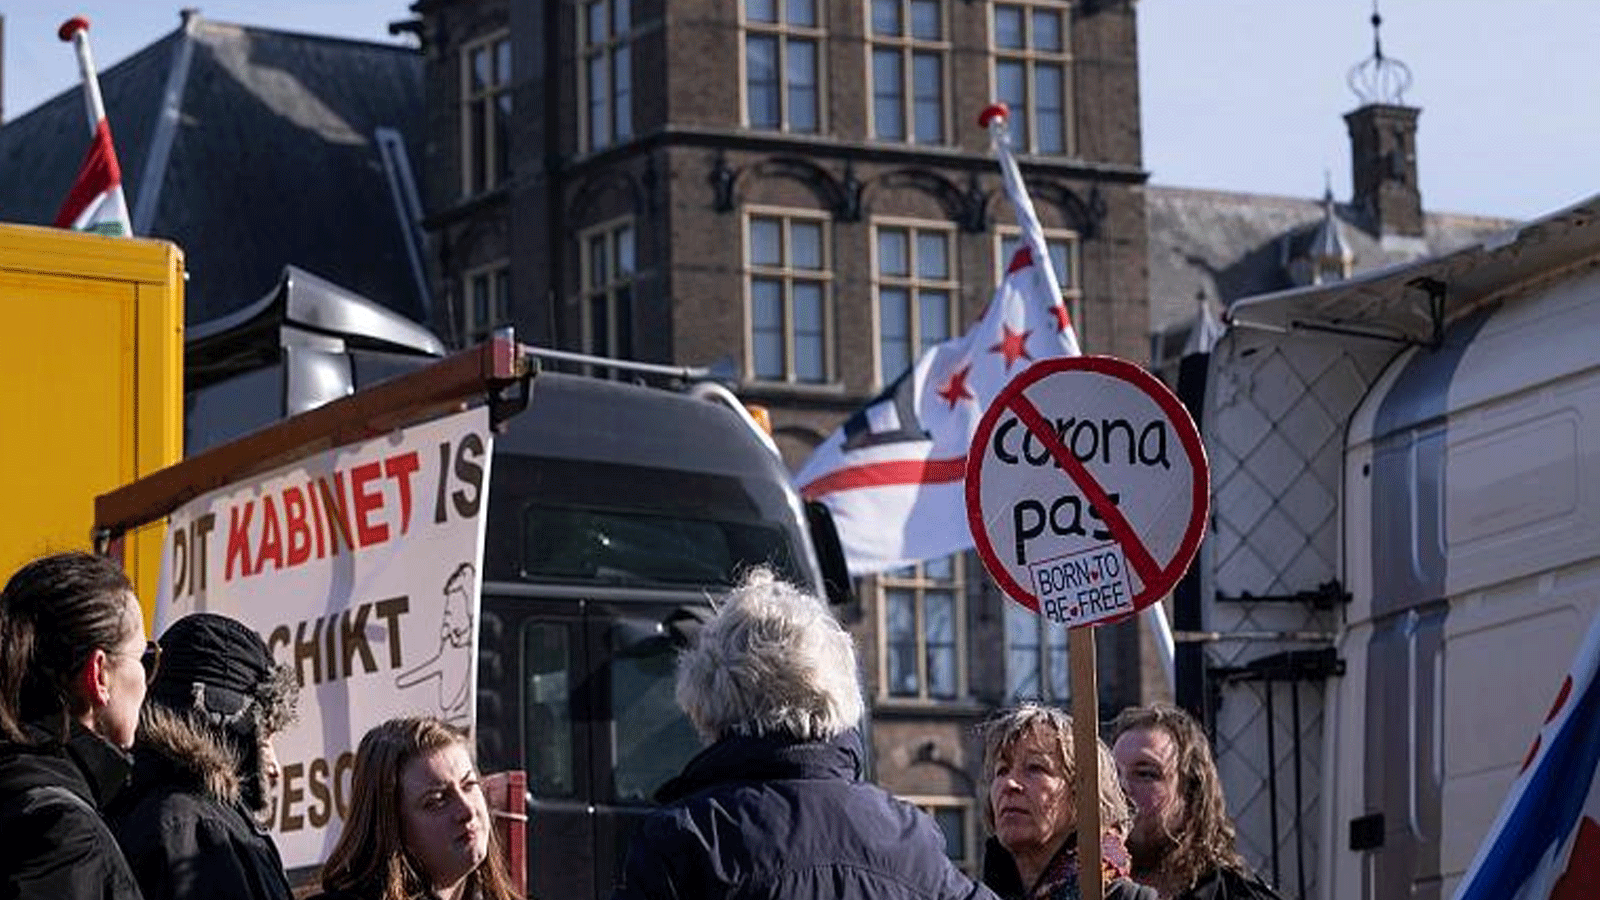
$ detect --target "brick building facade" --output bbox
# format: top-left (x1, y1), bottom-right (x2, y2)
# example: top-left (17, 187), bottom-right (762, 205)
top-left (410, 0), bottom-right (1152, 868)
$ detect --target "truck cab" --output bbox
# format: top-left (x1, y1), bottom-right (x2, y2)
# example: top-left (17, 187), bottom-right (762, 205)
top-left (178, 267), bottom-right (851, 898)
top-left (475, 372), bottom-right (835, 900)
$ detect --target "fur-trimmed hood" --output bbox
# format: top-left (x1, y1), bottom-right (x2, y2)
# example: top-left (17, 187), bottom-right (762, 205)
top-left (107, 708), bottom-right (295, 900)
top-left (133, 704), bottom-right (244, 805)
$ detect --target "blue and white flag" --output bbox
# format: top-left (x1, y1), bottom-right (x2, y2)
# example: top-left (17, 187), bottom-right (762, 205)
top-left (1452, 608), bottom-right (1600, 900)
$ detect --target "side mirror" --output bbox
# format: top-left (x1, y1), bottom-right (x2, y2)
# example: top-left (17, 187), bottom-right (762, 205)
top-left (609, 617), bottom-right (668, 657)
top-left (805, 500), bottom-right (855, 607)
top-left (610, 607), bottom-right (709, 657)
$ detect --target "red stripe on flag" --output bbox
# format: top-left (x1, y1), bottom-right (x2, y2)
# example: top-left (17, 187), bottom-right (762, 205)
top-left (800, 456), bottom-right (967, 501)
top-left (54, 118), bottom-right (123, 228)
top-left (1006, 246), bottom-right (1033, 275)
top-left (1523, 675), bottom-right (1576, 773)
top-left (1552, 817), bottom-right (1600, 900)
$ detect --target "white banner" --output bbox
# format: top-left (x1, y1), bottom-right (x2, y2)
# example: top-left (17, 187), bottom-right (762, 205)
top-left (153, 407), bottom-right (493, 869)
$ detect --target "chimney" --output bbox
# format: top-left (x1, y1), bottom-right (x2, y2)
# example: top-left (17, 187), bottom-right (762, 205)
top-left (1344, 3), bottom-right (1423, 237)
top-left (1345, 104), bottom-right (1422, 237)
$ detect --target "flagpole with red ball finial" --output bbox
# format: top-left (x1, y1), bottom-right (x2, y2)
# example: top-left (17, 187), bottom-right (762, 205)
top-left (59, 17), bottom-right (108, 140)
top-left (978, 103), bottom-right (1080, 355)
top-left (980, 100), bottom-right (1102, 900)
top-left (53, 16), bottom-right (132, 236)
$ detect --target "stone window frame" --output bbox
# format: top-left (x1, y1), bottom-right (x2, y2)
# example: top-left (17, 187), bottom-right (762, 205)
top-left (878, 554), bottom-right (967, 702)
top-left (1003, 601), bottom-right (1070, 703)
top-left (906, 794), bottom-right (981, 875)
top-left (743, 206), bottom-right (834, 385)
top-left (990, 1), bottom-right (1073, 156)
top-left (866, 0), bottom-right (951, 145)
top-left (462, 260), bottom-right (511, 345)
top-left (579, 0), bottom-right (634, 153)
top-left (872, 217), bottom-right (959, 388)
top-left (460, 30), bottom-right (511, 197)
top-left (994, 224), bottom-right (1083, 344)
top-left (579, 216), bottom-right (637, 362)
top-left (741, 0), bottom-right (825, 134)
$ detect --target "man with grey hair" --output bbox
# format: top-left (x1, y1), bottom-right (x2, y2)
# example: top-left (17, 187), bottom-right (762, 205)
top-left (612, 567), bottom-right (998, 900)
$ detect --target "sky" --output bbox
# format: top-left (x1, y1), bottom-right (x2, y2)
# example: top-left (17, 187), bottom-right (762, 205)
top-left (3, 1), bottom-right (1597, 223)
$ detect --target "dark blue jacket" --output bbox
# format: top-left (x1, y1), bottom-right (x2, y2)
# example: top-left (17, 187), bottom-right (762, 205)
top-left (611, 729), bottom-right (999, 900)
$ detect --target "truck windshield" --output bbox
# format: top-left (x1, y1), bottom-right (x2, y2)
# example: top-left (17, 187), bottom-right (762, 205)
top-left (612, 643), bottom-right (701, 802)
top-left (522, 503), bottom-right (801, 587)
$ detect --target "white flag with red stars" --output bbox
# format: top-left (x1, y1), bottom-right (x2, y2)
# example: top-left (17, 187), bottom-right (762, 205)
top-left (796, 105), bottom-right (1079, 574)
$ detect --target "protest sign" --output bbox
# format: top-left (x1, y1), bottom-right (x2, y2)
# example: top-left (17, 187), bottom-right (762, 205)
top-left (153, 406), bottom-right (493, 868)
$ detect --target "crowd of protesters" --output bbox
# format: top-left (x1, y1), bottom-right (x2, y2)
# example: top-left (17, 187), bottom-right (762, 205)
top-left (0, 550), bottom-right (1277, 900)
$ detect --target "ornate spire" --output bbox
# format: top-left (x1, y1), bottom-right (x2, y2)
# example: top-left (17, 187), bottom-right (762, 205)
top-left (1309, 185), bottom-right (1353, 279)
top-left (1347, 0), bottom-right (1412, 105)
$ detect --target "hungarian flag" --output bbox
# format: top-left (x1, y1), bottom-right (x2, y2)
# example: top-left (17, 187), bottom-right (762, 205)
top-left (1452, 608), bottom-right (1600, 900)
top-left (795, 105), bottom-right (1079, 574)
top-left (54, 117), bottom-right (132, 237)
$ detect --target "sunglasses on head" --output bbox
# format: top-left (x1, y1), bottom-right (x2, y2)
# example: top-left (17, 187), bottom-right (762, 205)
top-left (137, 641), bottom-right (162, 684)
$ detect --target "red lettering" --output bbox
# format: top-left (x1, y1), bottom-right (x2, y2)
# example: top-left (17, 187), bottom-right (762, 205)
top-left (284, 486), bottom-right (312, 566)
top-left (306, 479), bottom-right (326, 559)
top-left (319, 473), bottom-right (353, 555)
top-left (384, 451), bottom-right (420, 535)
top-left (225, 501), bottom-right (256, 580)
top-left (256, 495), bottom-right (284, 572)
top-left (350, 461), bottom-right (388, 547)
top-left (218, 454), bottom-right (424, 578)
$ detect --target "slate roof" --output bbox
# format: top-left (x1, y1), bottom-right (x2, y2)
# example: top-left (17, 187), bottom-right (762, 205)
top-left (0, 14), bottom-right (426, 325)
top-left (1147, 184), bottom-right (1516, 343)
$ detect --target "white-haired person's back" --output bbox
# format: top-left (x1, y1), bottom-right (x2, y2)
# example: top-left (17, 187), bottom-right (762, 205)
top-left (611, 567), bottom-right (999, 900)
top-left (674, 568), bottom-right (863, 744)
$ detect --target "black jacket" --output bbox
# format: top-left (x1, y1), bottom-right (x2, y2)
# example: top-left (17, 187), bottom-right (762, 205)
top-left (982, 836), bottom-right (1157, 900)
top-left (611, 729), bottom-right (998, 900)
top-left (0, 721), bottom-right (144, 900)
top-left (303, 886), bottom-right (480, 900)
top-left (107, 707), bottom-right (292, 900)
top-left (1172, 867), bottom-right (1282, 900)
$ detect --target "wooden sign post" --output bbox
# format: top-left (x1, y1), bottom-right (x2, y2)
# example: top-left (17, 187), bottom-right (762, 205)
top-left (1070, 627), bottom-right (1102, 900)
top-left (967, 356), bottom-right (1209, 900)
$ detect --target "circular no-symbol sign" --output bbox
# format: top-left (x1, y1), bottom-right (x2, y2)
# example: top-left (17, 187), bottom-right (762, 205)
top-left (965, 356), bottom-right (1208, 628)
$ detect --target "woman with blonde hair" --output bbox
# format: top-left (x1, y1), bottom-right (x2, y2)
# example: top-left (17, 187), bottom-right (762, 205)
top-left (309, 716), bottom-right (519, 900)
top-left (979, 704), bottom-right (1155, 900)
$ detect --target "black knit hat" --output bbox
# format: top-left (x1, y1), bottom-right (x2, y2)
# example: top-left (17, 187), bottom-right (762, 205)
top-left (149, 613), bottom-right (298, 736)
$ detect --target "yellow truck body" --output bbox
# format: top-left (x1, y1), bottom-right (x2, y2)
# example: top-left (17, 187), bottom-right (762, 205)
top-left (0, 223), bottom-right (183, 621)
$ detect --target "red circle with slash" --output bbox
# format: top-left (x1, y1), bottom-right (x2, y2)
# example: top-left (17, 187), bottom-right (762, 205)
top-left (965, 356), bottom-right (1208, 628)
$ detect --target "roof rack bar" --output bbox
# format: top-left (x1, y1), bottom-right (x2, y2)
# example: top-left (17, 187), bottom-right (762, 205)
top-left (1287, 318), bottom-right (1421, 346)
top-left (521, 344), bottom-right (711, 382)
top-left (94, 333), bottom-right (527, 539)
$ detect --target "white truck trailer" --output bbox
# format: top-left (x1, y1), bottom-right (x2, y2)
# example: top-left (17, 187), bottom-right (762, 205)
top-left (1195, 194), bottom-right (1600, 900)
